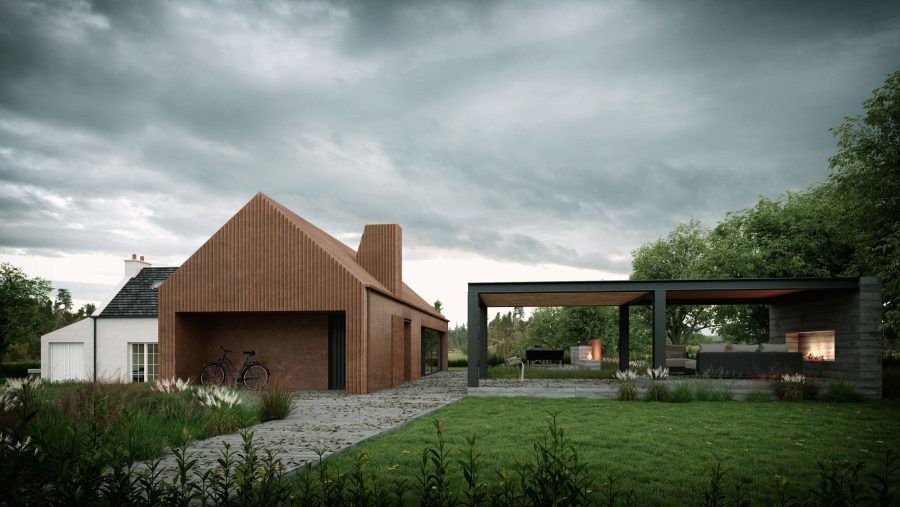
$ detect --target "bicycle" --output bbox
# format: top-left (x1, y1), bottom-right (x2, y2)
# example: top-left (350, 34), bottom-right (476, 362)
top-left (200, 345), bottom-right (270, 390)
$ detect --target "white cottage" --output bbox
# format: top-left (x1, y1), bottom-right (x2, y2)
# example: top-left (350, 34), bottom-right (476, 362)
top-left (40, 255), bottom-right (175, 383)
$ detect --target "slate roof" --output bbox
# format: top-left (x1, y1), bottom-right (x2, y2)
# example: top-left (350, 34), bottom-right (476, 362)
top-left (99, 267), bottom-right (178, 318)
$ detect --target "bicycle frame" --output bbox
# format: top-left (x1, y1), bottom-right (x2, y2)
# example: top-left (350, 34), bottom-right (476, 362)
top-left (214, 347), bottom-right (256, 386)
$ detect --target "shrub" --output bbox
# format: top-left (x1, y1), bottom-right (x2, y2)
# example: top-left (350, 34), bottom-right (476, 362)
top-left (258, 385), bottom-right (296, 422)
top-left (448, 358), bottom-right (468, 368)
top-left (670, 381), bottom-right (694, 402)
top-left (883, 363), bottom-right (900, 399)
top-left (645, 381), bottom-right (671, 402)
top-left (776, 374), bottom-right (817, 401)
top-left (519, 412), bottom-right (589, 506)
top-left (819, 379), bottom-right (863, 403)
top-left (744, 390), bottom-right (775, 402)
top-left (0, 361), bottom-right (40, 379)
top-left (694, 380), bottom-right (734, 401)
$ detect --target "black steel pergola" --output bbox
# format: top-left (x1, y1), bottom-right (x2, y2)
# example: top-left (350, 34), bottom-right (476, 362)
top-left (466, 278), bottom-right (859, 388)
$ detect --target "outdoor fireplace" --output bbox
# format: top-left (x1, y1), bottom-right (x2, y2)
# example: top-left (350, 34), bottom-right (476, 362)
top-left (786, 330), bottom-right (835, 362)
top-left (570, 339), bottom-right (602, 368)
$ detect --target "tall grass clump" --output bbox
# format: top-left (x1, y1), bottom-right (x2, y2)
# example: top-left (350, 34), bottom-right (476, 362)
top-left (644, 367), bottom-right (670, 402)
top-left (614, 370), bottom-right (638, 401)
top-left (195, 385), bottom-right (255, 436)
top-left (670, 381), bottom-right (694, 402)
top-left (819, 379), bottom-right (863, 403)
top-left (776, 374), bottom-right (817, 401)
top-left (257, 384), bottom-right (296, 422)
top-left (694, 379), bottom-right (734, 401)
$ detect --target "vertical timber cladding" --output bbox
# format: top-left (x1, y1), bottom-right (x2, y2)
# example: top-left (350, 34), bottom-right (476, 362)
top-left (159, 194), bottom-right (372, 393)
top-left (367, 290), bottom-right (448, 391)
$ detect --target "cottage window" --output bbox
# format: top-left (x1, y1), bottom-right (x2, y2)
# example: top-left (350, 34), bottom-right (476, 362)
top-left (131, 343), bottom-right (159, 382)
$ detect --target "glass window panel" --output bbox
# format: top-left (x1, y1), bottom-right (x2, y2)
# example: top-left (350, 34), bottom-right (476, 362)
top-left (131, 343), bottom-right (144, 382)
top-left (147, 343), bottom-right (159, 381)
top-left (421, 328), bottom-right (441, 375)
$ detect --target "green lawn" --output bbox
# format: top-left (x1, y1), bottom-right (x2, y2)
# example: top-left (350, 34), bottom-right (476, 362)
top-left (448, 350), bottom-right (467, 362)
top-left (320, 397), bottom-right (900, 505)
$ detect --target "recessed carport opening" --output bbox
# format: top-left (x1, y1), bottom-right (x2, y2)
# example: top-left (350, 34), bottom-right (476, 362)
top-left (467, 278), bottom-right (875, 392)
top-left (174, 311), bottom-right (346, 390)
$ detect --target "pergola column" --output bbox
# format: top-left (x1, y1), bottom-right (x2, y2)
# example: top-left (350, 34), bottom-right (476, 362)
top-left (652, 289), bottom-right (667, 369)
top-left (467, 291), bottom-right (487, 387)
top-left (618, 304), bottom-right (630, 371)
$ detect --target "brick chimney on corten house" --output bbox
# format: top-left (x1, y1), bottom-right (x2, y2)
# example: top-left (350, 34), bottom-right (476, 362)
top-left (356, 224), bottom-right (402, 296)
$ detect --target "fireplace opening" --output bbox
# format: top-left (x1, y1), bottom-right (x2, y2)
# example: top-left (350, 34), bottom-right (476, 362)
top-left (786, 330), bottom-right (835, 362)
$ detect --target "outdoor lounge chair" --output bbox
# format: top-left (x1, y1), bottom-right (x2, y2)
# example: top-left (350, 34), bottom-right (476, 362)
top-left (666, 345), bottom-right (697, 372)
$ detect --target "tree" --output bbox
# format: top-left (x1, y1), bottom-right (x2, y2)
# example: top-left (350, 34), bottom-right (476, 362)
top-left (706, 187), bottom-right (854, 343)
top-left (76, 303), bottom-right (97, 319)
top-left (433, 300), bottom-right (443, 314)
top-left (0, 263), bottom-right (53, 362)
top-left (448, 323), bottom-right (467, 353)
top-left (829, 70), bottom-right (900, 343)
top-left (53, 288), bottom-right (76, 327)
top-left (630, 221), bottom-right (716, 344)
top-left (55, 288), bottom-right (73, 313)
top-left (528, 307), bottom-right (565, 348)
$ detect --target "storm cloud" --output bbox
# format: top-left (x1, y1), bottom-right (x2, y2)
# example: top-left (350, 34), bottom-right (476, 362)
top-left (2, 0), bottom-right (899, 274)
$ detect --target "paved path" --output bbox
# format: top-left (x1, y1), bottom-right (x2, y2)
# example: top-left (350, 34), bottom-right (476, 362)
top-left (469, 377), bottom-right (777, 400)
top-left (147, 371), bottom-right (466, 479)
top-left (469, 378), bottom-right (620, 399)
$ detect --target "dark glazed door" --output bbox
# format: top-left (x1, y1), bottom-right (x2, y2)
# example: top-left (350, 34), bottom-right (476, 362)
top-left (421, 327), bottom-right (441, 376)
top-left (328, 314), bottom-right (346, 390)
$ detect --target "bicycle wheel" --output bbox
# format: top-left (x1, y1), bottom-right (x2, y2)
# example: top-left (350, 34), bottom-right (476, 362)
top-left (242, 363), bottom-right (269, 390)
top-left (200, 364), bottom-right (226, 386)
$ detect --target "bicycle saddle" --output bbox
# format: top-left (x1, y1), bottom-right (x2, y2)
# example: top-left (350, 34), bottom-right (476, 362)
top-left (243, 350), bottom-right (255, 356)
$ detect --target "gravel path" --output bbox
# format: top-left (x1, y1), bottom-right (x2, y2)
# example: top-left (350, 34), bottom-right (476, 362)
top-left (144, 371), bottom-right (467, 480)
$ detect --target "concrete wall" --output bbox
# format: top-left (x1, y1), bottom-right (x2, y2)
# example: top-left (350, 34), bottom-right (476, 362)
top-left (178, 312), bottom-right (330, 390)
top-left (95, 317), bottom-right (158, 382)
top-left (367, 290), bottom-right (449, 392)
top-left (769, 277), bottom-right (882, 398)
top-left (40, 318), bottom-right (93, 380)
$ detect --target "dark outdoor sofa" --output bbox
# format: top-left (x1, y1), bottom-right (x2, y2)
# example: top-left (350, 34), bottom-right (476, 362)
top-left (696, 351), bottom-right (803, 378)
top-left (525, 347), bottom-right (564, 365)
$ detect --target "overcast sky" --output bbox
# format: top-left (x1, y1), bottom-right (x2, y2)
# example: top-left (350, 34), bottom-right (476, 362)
top-left (1, 0), bottom-right (899, 324)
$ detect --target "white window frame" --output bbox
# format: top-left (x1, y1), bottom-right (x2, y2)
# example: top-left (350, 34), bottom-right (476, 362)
top-left (130, 342), bottom-right (159, 383)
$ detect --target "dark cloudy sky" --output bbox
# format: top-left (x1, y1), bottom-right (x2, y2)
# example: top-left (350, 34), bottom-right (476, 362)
top-left (1, 0), bottom-right (899, 323)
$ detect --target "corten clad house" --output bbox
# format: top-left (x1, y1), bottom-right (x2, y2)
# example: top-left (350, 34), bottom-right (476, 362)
top-left (158, 193), bottom-right (448, 394)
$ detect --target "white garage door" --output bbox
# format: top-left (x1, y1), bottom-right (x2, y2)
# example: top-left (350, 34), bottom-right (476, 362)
top-left (49, 342), bottom-right (85, 382)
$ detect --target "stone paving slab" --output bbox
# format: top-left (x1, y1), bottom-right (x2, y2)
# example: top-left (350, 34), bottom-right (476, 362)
top-left (144, 371), bottom-right (467, 480)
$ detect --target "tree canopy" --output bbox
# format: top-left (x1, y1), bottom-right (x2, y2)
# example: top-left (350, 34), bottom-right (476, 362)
top-left (630, 70), bottom-right (900, 346)
top-left (0, 263), bottom-right (53, 362)
top-left (0, 262), bottom-right (96, 362)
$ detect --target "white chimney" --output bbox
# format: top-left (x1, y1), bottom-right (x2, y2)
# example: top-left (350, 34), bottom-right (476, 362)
top-left (124, 253), bottom-right (151, 279)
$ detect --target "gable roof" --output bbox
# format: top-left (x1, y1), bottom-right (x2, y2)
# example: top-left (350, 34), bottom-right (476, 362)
top-left (261, 194), bottom-right (446, 320)
top-left (99, 267), bottom-right (178, 318)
